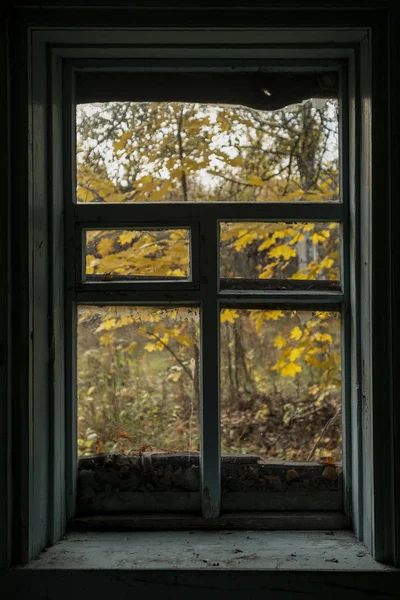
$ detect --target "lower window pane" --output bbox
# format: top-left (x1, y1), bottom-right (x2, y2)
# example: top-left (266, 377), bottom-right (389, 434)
top-left (220, 309), bottom-right (342, 510)
top-left (220, 309), bottom-right (342, 463)
top-left (77, 305), bottom-right (200, 457)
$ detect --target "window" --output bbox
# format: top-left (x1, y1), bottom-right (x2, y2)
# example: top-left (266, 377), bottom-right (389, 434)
top-left (71, 67), bottom-right (347, 521)
top-left (6, 23), bottom-right (396, 568)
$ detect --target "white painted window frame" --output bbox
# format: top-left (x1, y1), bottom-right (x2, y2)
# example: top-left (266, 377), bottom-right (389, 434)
top-left (5, 23), bottom-right (397, 566)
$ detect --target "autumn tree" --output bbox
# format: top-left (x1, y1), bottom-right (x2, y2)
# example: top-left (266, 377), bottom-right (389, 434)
top-left (76, 97), bottom-right (342, 462)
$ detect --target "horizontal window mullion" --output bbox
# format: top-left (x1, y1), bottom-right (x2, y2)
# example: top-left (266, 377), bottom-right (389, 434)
top-left (74, 202), bottom-right (344, 223)
top-left (75, 281), bottom-right (200, 292)
top-left (73, 291), bottom-right (346, 305)
top-left (73, 289), bottom-right (203, 304)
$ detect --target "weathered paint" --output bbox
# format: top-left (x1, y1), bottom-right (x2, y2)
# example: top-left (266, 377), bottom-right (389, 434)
top-left (16, 531), bottom-right (394, 571)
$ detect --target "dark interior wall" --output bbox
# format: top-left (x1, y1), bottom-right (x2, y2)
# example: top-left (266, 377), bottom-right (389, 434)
top-left (3, 570), bottom-right (400, 599)
top-left (0, 1), bottom-right (399, 597)
top-left (0, 0), bottom-right (12, 574)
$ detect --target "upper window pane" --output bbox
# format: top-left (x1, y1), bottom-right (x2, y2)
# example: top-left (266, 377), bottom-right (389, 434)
top-left (76, 72), bottom-right (339, 204)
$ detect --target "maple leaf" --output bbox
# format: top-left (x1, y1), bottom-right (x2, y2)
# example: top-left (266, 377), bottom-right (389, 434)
top-left (268, 244), bottom-right (297, 261)
top-left (221, 309), bottom-right (240, 324)
top-left (281, 362), bottom-right (302, 377)
top-left (314, 333), bottom-right (333, 343)
top-left (290, 326), bottom-right (303, 341)
top-left (99, 333), bottom-right (112, 346)
top-left (235, 232), bottom-right (258, 251)
top-left (265, 311), bottom-right (285, 321)
top-left (274, 334), bottom-right (286, 349)
top-left (119, 231), bottom-right (137, 245)
top-left (97, 237), bottom-right (115, 256)
top-left (289, 348), bottom-right (304, 361)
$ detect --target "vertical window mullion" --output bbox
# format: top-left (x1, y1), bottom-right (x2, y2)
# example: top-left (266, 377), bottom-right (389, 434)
top-left (200, 216), bottom-right (220, 518)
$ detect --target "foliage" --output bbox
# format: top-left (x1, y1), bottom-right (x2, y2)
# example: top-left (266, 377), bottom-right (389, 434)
top-left (76, 97), bottom-right (342, 462)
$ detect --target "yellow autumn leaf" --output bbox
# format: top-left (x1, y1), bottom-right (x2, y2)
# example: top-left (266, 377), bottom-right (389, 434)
top-left (314, 333), bottom-right (333, 343)
top-left (221, 309), bottom-right (239, 324)
top-left (228, 156), bottom-right (245, 167)
top-left (314, 311), bottom-right (330, 320)
top-left (119, 232), bottom-right (137, 245)
top-left (248, 175), bottom-right (264, 186)
top-left (100, 333), bottom-right (112, 346)
top-left (127, 342), bottom-right (137, 352)
top-left (167, 268), bottom-right (187, 277)
top-left (148, 188), bottom-right (169, 202)
top-left (86, 254), bottom-right (97, 274)
top-left (311, 232), bottom-right (328, 244)
top-left (235, 232), bottom-right (258, 251)
top-left (117, 316), bottom-right (135, 328)
top-left (319, 257), bottom-right (335, 269)
top-left (144, 342), bottom-right (158, 352)
top-left (259, 264), bottom-right (275, 278)
top-left (113, 131), bottom-right (132, 153)
top-left (269, 244), bottom-right (297, 261)
top-left (169, 370), bottom-right (183, 382)
top-left (257, 239), bottom-right (275, 252)
top-left (274, 334), bottom-right (286, 349)
top-left (255, 313), bottom-right (265, 332)
top-left (176, 335), bottom-right (192, 348)
top-left (97, 237), bottom-right (115, 256)
top-left (289, 348), bottom-right (304, 361)
top-left (281, 362), bottom-right (302, 377)
top-left (170, 231), bottom-right (186, 240)
top-left (305, 355), bottom-right (325, 369)
top-left (290, 326), bottom-right (303, 341)
top-left (265, 310), bottom-right (285, 321)
top-left (301, 191), bottom-right (321, 201)
top-left (96, 318), bottom-right (116, 332)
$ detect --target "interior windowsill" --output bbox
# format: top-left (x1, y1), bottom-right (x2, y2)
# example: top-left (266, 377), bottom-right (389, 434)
top-left (17, 530), bottom-right (394, 571)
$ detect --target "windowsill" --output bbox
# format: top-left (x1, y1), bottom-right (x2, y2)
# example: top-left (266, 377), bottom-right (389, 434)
top-left (17, 530), bottom-right (395, 571)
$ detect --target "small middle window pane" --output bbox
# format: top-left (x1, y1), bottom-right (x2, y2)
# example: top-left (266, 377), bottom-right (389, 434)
top-left (85, 228), bottom-right (190, 281)
top-left (220, 221), bottom-right (340, 290)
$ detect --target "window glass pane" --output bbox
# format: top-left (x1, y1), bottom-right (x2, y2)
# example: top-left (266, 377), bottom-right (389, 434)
top-left (220, 222), bottom-right (340, 290)
top-left (84, 228), bottom-right (190, 281)
top-left (76, 98), bottom-right (339, 204)
top-left (220, 309), bottom-right (342, 463)
top-left (77, 306), bottom-right (200, 456)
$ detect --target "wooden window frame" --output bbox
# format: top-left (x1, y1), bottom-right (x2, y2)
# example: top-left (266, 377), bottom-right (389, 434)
top-left (69, 59), bottom-right (347, 522)
top-left (4, 20), bottom-right (398, 567)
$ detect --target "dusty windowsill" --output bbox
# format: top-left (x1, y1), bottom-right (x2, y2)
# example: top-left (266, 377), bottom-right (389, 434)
top-left (18, 530), bottom-right (394, 571)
